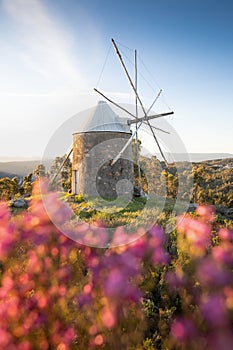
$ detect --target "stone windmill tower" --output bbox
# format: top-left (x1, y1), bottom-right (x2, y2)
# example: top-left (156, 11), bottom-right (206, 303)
top-left (72, 101), bottom-right (134, 199)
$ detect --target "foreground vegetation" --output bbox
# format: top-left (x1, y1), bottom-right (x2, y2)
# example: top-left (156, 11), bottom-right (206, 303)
top-left (0, 180), bottom-right (232, 349)
top-left (0, 156), bottom-right (232, 348)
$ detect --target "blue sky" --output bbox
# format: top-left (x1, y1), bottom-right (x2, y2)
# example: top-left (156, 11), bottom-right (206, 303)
top-left (0, 0), bottom-right (233, 160)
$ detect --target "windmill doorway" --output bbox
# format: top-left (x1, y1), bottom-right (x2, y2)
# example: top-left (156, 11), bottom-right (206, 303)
top-left (74, 170), bottom-right (79, 194)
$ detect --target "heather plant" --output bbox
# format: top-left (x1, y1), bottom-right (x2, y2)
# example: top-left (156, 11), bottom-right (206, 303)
top-left (166, 206), bottom-right (233, 350)
top-left (0, 180), bottom-right (233, 349)
top-left (0, 181), bottom-right (170, 349)
top-left (0, 197), bottom-right (81, 349)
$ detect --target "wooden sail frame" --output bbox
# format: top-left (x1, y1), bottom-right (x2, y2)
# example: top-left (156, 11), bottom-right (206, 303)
top-left (94, 38), bottom-right (174, 188)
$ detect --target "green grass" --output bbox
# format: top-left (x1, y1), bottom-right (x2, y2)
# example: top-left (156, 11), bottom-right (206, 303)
top-left (65, 194), bottom-right (179, 230)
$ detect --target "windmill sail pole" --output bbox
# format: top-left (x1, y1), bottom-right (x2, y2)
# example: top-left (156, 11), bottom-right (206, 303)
top-left (50, 148), bottom-right (73, 185)
top-left (111, 39), bottom-right (147, 115)
top-left (134, 49), bottom-right (142, 191)
top-left (128, 111), bottom-right (174, 125)
top-left (111, 38), bottom-right (168, 164)
top-left (150, 129), bottom-right (167, 164)
top-left (135, 49), bottom-right (138, 119)
top-left (94, 88), bottom-right (137, 119)
top-left (147, 89), bottom-right (162, 115)
top-left (111, 121), bottom-right (143, 166)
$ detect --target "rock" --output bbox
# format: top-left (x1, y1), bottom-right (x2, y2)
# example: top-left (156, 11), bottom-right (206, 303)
top-left (133, 186), bottom-right (141, 197)
top-left (81, 207), bottom-right (96, 213)
top-left (11, 198), bottom-right (28, 208)
top-left (224, 208), bottom-right (233, 217)
top-left (187, 203), bottom-right (198, 212)
top-left (215, 206), bottom-right (233, 218)
top-left (215, 205), bottom-right (225, 215)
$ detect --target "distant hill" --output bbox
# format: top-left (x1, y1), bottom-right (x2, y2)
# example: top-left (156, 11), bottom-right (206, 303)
top-left (140, 152), bottom-right (233, 162)
top-left (164, 153), bottom-right (233, 162)
top-left (187, 153), bottom-right (232, 162)
top-left (0, 160), bottom-right (52, 178)
top-left (0, 171), bottom-right (19, 179)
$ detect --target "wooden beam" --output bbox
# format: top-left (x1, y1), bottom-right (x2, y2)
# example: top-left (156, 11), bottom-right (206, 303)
top-left (128, 111), bottom-right (174, 125)
top-left (50, 148), bottom-right (73, 185)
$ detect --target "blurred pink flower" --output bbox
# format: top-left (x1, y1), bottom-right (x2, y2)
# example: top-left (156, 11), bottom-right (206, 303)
top-left (149, 226), bottom-right (167, 246)
top-left (0, 226), bottom-right (16, 260)
top-left (0, 202), bottom-right (10, 222)
top-left (101, 307), bottom-right (116, 328)
top-left (212, 244), bottom-right (233, 266)
top-left (0, 329), bottom-right (12, 348)
top-left (166, 271), bottom-right (185, 290)
top-left (196, 205), bottom-right (215, 222)
top-left (200, 295), bottom-right (228, 327)
top-left (207, 330), bottom-right (233, 350)
top-left (18, 340), bottom-right (32, 350)
top-left (128, 236), bottom-right (147, 258)
top-left (152, 247), bottom-right (170, 265)
top-left (196, 257), bottom-right (232, 287)
top-left (177, 215), bottom-right (211, 251)
top-left (219, 228), bottom-right (233, 241)
top-left (171, 317), bottom-right (197, 343)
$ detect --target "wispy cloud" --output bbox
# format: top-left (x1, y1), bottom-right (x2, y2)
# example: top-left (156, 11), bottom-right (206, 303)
top-left (2, 0), bottom-right (84, 89)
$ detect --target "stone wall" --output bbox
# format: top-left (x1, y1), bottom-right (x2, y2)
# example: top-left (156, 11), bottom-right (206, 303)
top-left (72, 131), bottom-right (134, 199)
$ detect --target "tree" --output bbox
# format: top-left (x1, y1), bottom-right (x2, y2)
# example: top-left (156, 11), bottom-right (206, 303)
top-left (49, 155), bottom-right (72, 192)
top-left (33, 164), bottom-right (46, 178)
top-left (0, 177), bottom-right (19, 200)
top-left (20, 173), bottom-right (33, 197)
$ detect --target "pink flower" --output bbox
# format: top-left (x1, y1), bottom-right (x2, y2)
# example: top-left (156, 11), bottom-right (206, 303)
top-left (77, 292), bottom-right (93, 307)
top-left (171, 317), bottom-right (197, 343)
top-left (0, 227), bottom-right (16, 260)
top-left (0, 202), bottom-right (10, 222)
top-left (196, 205), bottom-right (215, 222)
top-left (212, 244), bottom-right (233, 265)
top-left (152, 247), bottom-right (170, 265)
top-left (200, 295), bottom-right (228, 327)
top-left (177, 215), bottom-right (211, 251)
top-left (56, 266), bottom-right (72, 283)
top-left (149, 226), bottom-right (167, 246)
top-left (128, 237), bottom-right (147, 258)
top-left (18, 340), bottom-right (32, 350)
top-left (0, 329), bottom-right (12, 347)
top-left (207, 330), bottom-right (233, 350)
top-left (104, 268), bottom-right (141, 302)
top-left (63, 327), bottom-right (76, 343)
top-left (196, 257), bottom-right (232, 287)
top-left (166, 271), bottom-right (185, 289)
top-left (111, 226), bottom-right (138, 246)
top-left (219, 228), bottom-right (233, 241)
top-left (101, 307), bottom-right (116, 328)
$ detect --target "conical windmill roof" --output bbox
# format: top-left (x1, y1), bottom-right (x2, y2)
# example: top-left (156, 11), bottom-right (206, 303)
top-left (81, 101), bottom-right (130, 133)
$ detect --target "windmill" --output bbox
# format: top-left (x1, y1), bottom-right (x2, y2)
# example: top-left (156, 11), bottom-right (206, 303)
top-left (51, 39), bottom-right (173, 198)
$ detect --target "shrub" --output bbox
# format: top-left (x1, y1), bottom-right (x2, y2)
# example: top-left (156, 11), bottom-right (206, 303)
top-left (0, 180), bottom-right (232, 349)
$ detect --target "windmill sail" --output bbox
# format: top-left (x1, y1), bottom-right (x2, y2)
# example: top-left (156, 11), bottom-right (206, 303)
top-left (95, 39), bottom-right (174, 165)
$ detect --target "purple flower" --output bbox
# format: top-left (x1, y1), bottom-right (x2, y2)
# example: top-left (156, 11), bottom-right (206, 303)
top-left (196, 257), bottom-right (232, 287)
top-left (171, 317), bottom-right (197, 343)
top-left (200, 295), bottom-right (228, 328)
top-left (166, 271), bottom-right (185, 290)
top-left (212, 245), bottom-right (233, 266)
top-left (152, 247), bottom-right (170, 265)
top-left (207, 330), bottom-right (233, 350)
